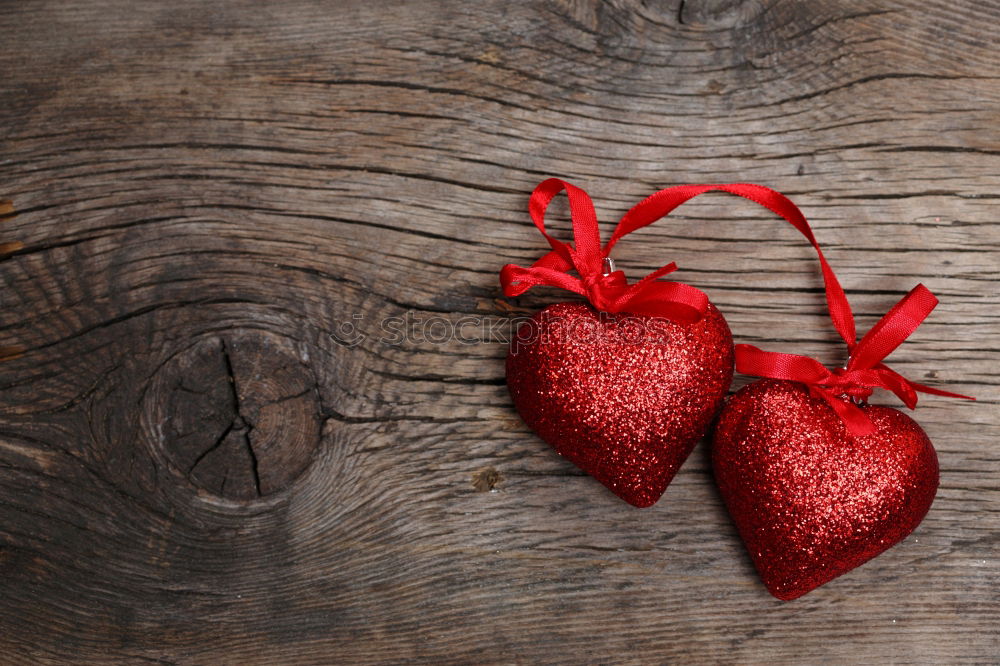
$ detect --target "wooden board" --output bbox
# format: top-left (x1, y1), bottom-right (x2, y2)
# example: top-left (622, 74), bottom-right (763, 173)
top-left (1, 0), bottom-right (997, 662)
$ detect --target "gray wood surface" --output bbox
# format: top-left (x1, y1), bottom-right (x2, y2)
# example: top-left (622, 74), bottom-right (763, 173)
top-left (1, 0), bottom-right (997, 663)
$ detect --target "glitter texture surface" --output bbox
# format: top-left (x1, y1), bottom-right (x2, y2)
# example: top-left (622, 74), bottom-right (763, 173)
top-left (712, 379), bottom-right (939, 600)
top-left (507, 301), bottom-right (733, 507)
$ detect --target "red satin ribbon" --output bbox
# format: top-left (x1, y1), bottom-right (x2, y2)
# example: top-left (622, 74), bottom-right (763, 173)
top-left (737, 283), bottom-right (974, 435)
top-left (501, 178), bottom-right (849, 326)
top-left (500, 179), bottom-right (706, 323)
top-left (502, 177), bottom-right (974, 435)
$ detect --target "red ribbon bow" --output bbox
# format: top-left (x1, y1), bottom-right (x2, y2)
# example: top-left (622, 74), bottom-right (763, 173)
top-left (737, 282), bottom-right (974, 435)
top-left (502, 177), bottom-right (973, 436)
top-left (500, 178), bottom-right (707, 323)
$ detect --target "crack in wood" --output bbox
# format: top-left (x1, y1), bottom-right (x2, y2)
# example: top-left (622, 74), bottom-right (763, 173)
top-left (218, 338), bottom-right (261, 497)
top-left (180, 338), bottom-right (264, 497)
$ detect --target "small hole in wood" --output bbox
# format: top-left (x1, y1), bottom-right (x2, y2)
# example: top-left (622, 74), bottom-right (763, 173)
top-left (472, 467), bottom-right (503, 492)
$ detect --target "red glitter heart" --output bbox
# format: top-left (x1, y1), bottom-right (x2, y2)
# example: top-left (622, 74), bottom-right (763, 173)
top-left (712, 379), bottom-right (939, 600)
top-left (507, 301), bottom-right (734, 507)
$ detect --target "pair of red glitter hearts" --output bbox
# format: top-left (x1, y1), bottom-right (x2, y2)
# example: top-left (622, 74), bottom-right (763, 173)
top-left (501, 179), bottom-right (972, 600)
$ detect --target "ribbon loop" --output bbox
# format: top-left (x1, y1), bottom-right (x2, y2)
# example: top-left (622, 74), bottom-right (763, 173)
top-left (527, 178), bottom-right (603, 276)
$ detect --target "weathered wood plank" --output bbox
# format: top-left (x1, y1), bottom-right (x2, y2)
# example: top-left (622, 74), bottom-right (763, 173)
top-left (1, 0), bottom-right (997, 663)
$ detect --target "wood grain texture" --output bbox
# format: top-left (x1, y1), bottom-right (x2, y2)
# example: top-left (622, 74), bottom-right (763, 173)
top-left (0, 0), bottom-right (997, 663)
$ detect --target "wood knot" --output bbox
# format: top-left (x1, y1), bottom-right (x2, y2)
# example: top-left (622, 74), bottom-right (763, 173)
top-left (146, 330), bottom-right (321, 500)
